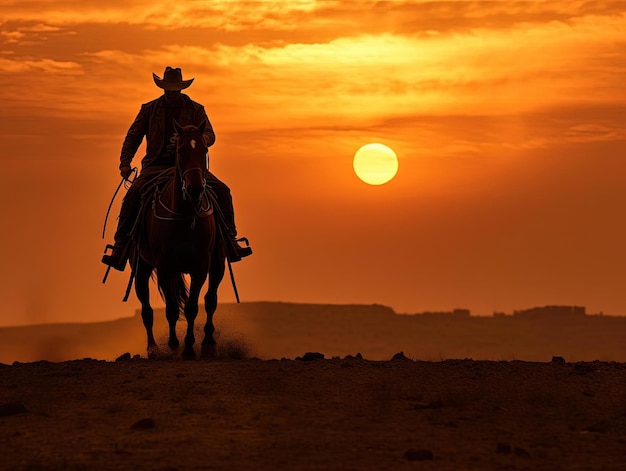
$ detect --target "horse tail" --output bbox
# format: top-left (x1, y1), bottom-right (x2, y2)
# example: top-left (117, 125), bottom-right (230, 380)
top-left (175, 273), bottom-right (189, 312)
top-left (157, 272), bottom-right (189, 314)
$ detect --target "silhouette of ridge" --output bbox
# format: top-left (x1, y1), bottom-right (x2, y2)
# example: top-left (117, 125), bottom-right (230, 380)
top-left (1, 302), bottom-right (625, 364)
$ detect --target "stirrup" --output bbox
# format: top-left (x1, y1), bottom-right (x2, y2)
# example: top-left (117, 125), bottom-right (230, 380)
top-left (228, 237), bottom-right (252, 263)
top-left (101, 244), bottom-right (128, 272)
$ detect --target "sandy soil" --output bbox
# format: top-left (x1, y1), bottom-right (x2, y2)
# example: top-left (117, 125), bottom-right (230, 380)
top-left (2, 356), bottom-right (626, 470)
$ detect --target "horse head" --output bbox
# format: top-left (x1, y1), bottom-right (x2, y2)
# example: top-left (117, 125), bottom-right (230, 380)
top-left (173, 120), bottom-right (209, 211)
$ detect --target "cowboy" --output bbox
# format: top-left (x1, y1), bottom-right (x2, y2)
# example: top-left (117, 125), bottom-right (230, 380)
top-left (102, 66), bottom-right (252, 271)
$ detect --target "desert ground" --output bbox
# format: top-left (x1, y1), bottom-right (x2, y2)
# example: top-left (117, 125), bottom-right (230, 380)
top-left (2, 356), bottom-right (626, 470)
top-left (1, 303), bottom-right (626, 470)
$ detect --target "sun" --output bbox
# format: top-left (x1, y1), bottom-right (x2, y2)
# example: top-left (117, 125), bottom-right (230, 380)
top-left (353, 143), bottom-right (398, 185)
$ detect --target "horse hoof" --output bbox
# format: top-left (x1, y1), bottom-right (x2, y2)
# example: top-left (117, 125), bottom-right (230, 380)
top-left (168, 339), bottom-right (180, 350)
top-left (201, 343), bottom-right (217, 359)
top-left (182, 348), bottom-right (196, 360)
top-left (147, 346), bottom-right (159, 359)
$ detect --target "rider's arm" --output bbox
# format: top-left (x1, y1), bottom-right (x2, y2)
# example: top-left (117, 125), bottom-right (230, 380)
top-left (196, 105), bottom-right (216, 148)
top-left (119, 105), bottom-right (147, 172)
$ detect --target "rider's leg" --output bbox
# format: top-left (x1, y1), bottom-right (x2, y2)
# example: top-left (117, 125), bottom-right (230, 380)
top-left (207, 173), bottom-right (252, 262)
top-left (102, 180), bottom-right (142, 271)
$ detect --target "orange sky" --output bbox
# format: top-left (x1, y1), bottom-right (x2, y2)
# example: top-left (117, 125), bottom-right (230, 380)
top-left (1, 1), bottom-right (625, 326)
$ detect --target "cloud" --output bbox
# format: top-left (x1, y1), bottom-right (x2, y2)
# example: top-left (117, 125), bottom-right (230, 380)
top-left (565, 123), bottom-right (626, 142)
top-left (0, 56), bottom-right (81, 73)
top-left (21, 23), bottom-right (62, 32)
top-left (0, 30), bottom-right (26, 43)
top-left (191, 13), bottom-right (626, 126)
top-left (2, 1), bottom-right (621, 35)
top-left (0, 1), bottom-right (624, 142)
top-left (0, 0), bottom-right (321, 30)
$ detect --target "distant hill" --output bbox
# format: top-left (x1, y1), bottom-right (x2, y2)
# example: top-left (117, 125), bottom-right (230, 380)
top-left (1, 302), bottom-right (625, 363)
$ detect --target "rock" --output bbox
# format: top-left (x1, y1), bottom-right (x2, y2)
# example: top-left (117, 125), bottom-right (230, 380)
top-left (297, 352), bottom-right (325, 361)
top-left (392, 352), bottom-right (411, 361)
top-left (130, 418), bottom-right (156, 430)
top-left (574, 362), bottom-right (597, 375)
top-left (496, 442), bottom-right (511, 454)
top-left (413, 398), bottom-right (444, 410)
top-left (404, 449), bottom-right (434, 461)
top-left (116, 352), bottom-right (132, 362)
top-left (551, 356), bottom-right (566, 364)
top-left (0, 403), bottom-right (27, 417)
top-left (344, 353), bottom-right (364, 360)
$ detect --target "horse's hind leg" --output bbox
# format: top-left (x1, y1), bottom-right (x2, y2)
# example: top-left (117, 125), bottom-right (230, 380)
top-left (164, 295), bottom-right (180, 351)
top-left (201, 286), bottom-right (218, 357)
top-left (182, 273), bottom-right (206, 359)
top-left (135, 259), bottom-right (157, 356)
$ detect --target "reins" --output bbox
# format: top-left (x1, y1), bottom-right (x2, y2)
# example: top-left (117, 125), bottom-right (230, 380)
top-left (153, 185), bottom-right (213, 230)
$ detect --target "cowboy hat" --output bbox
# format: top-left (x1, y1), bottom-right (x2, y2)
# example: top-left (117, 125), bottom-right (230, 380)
top-left (152, 66), bottom-right (194, 90)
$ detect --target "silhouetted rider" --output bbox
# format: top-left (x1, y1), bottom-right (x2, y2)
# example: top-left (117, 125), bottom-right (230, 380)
top-left (102, 66), bottom-right (252, 271)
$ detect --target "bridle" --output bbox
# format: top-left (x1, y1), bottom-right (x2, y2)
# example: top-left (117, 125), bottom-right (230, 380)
top-left (153, 127), bottom-right (213, 227)
top-left (176, 131), bottom-right (211, 216)
top-left (181, 168), bottom-right (210, 207)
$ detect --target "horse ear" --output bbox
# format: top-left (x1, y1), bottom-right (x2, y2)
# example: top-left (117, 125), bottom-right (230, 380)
top-left (174, 120), bottom-right (183, 135)
top-left (198, 120), bottom-right (206, 134)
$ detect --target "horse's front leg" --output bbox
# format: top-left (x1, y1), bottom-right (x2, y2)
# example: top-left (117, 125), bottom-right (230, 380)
top-left (201, 287), bottom-right (217, 358)
top-left (135, 259), bottom-right (157, 357)
top-left (202, 255), bottom-right (226, 358)
top-left (182, 273), bottom-right (206, 359)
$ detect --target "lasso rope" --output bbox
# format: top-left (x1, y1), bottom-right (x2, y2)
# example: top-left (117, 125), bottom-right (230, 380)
top-left (102, 167), bottom-right (137, 239)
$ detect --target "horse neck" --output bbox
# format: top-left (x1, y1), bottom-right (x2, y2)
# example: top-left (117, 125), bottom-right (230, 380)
top-left (163, 165), bottom-right (192, 216)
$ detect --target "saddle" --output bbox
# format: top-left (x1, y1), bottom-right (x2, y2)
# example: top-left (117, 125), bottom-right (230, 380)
top-left (129, 168), bottom-right (218, 245)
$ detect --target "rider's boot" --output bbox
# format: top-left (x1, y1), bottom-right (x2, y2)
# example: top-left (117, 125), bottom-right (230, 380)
top-left (222, 210), bottom-right (252, 262)
top-left (102, 214), bottom-right (133, 271)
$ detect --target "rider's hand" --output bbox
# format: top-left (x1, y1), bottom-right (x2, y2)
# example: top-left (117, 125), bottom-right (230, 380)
top-left (120, 166), bottom-right (133, 180)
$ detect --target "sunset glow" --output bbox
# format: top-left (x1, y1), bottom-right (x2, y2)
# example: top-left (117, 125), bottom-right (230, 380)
top-left (0, 1), bottom-right (625, 326)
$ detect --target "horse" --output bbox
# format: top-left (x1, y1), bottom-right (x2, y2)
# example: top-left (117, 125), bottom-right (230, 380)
top-left (132, 121), bottom-right (226, 359)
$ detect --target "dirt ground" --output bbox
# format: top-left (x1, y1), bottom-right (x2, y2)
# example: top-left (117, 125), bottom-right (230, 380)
top-left (1, 356), bottom-right (626, 470)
